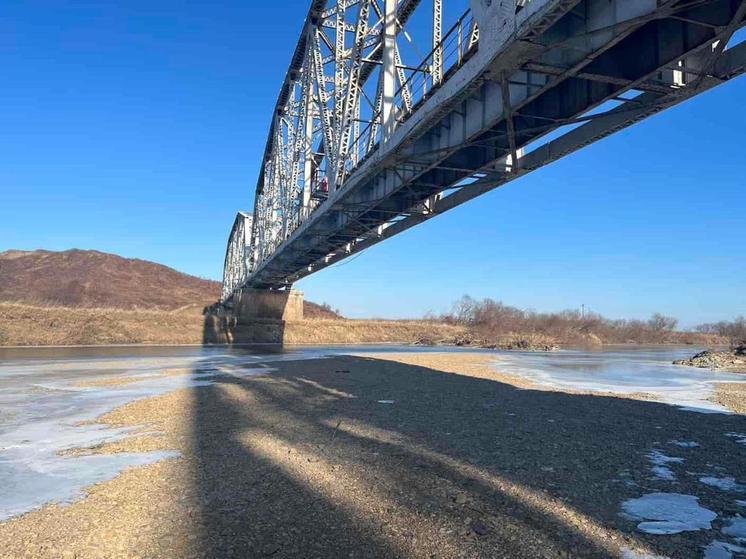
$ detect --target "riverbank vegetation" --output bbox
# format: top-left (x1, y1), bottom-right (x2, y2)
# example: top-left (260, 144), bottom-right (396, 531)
top-left (0, 302), bottom-right (465, 347)
top-left (0, 302), bottom-right (208, 346)
top-left (693, 317), bottom-right (746, 348)
top-left (1, 249), bottom-right (733, 350)
top-left (426, 296), bottom-right (725, 348)
top-left (0, 297), bottom-right (734, 349)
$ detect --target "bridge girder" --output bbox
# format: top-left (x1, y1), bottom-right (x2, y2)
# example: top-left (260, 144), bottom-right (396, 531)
top-left (222, 0), bottom-right (746, 295)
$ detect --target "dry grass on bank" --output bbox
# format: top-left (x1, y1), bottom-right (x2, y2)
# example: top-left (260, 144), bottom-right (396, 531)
top-left (0, 303), bottom-right (466, 347)
top-left (0, 302), bottom-right (207, 346)
top-left (283, 319), bottom-right (466, 345)
top-left (0, 301), bottom-right (720, 349)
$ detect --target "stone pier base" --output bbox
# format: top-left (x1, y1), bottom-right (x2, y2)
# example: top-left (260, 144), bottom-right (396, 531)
top-left (233, 288), bottom-right (304, 322)
top-left (203, 289), bottom-right (303, 345)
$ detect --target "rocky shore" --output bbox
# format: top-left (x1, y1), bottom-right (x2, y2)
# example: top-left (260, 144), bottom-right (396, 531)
top-left (673, 345), bottom-right (746, 373)
top-left (412, 333), bottom-right (559, 352)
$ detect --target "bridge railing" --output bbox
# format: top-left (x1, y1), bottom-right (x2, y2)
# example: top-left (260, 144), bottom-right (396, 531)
top-left (394, 9), bottom-right (477, 123)
top-left (344, 9), bottom-right (477, 184)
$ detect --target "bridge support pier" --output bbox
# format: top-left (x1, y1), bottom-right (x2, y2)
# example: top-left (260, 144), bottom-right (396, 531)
top-left (233, 288), bottom-right (304, 322)
top-left (203, 288), bottom-right (303, 345)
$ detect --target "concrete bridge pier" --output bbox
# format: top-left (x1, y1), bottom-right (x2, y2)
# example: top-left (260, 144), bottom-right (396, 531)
top-left (233, 288), bottom-right (304, 322)
top-left (203, 288), bottom-right (303, 345)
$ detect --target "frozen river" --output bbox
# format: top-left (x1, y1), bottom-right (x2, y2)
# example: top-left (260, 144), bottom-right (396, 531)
top-left (0, 344), bottom-right (743, 522)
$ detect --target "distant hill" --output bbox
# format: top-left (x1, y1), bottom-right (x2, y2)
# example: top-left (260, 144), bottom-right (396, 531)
top-left (0, 249), bottom-right (220, 310)
top-left (0, 249), bottom-right (340, 317)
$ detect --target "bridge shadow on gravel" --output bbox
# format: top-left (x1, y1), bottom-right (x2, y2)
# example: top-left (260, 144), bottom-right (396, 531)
top-left (188, 353), bottom-right (746, 559)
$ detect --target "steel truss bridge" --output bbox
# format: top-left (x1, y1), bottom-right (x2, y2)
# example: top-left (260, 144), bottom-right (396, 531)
top-left (221, 0), bottom-right (746, 301)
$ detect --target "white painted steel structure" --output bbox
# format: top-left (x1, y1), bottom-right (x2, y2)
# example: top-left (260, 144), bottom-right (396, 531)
top-left (221, 0), bottom-right (746, 299)
top-left (221, 212), bottom-right (253, 302)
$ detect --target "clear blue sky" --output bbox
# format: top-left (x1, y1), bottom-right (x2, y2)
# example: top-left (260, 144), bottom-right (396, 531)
top-left (1, 1), bottom-right (744, 326)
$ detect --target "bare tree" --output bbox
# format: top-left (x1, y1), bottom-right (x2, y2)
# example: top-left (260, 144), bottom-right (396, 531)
top-left (648, 313), bottom-right (678, 332)
top-left (449, 295), bottom-right (477, 325)
top-left (438, 296), bottom-right (690, 345)
top-left (694, 317), bottom-right (746, 349)
top-left (719, 316), bottom-right (746, 349)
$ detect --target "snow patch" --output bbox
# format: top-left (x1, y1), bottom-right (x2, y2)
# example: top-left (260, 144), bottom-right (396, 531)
top-left (621, 492), bottom-right (716, 534)
top-left (700, 476), bottom-right (746, 492)
top-left (650, 466), bottom-right (676, 481)
top-left (670, 440), bottom-right (700, 448)
top-left (647, 450), bottom-right (684, 481)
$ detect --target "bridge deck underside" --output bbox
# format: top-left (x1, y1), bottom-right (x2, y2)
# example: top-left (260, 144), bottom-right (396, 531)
top-left (247, 0), bottom-right (745, 289)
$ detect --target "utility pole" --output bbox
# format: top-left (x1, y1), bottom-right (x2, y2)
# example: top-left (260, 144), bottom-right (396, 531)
top-left (581, 304), bottom-right (585, 319)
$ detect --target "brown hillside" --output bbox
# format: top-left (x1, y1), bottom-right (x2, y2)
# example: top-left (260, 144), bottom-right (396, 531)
top-left (0, 249), bottom-right (220, 310)
top-left (0, 249), bottom-right (341, 317)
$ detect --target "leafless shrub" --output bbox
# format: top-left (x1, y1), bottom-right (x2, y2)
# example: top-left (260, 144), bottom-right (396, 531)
top-left (695, 316), bottom-right (746, 349)
top-left (648, 313), bottom-right (678, 333)
top-left (437, 296), bottom-right (702, 345)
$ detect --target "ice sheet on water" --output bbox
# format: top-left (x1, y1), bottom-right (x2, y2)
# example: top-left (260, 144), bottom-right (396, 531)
top-left (700, 477), bottom-right (746, 492)
top-left (621, 492), bottom-right (716, 534)
top-left (0, 451), bottom-right (179, 521)
top-left (0, 344), bottom-right (440, 522)
top-left (0, 351), bottom-right (276, 521)
top-left (488, 348), bottom-right (746, 413)
top-left (723, 517), bottom-right (746, 542)
top-left (704, 541), bottom-right (746, 559)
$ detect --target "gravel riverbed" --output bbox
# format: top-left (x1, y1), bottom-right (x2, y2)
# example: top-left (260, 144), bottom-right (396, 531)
top-left (1, 352), bottom-right (745, 558)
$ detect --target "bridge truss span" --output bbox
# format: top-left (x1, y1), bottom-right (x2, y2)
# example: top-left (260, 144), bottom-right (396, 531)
top-left (221, 212), bottom-right (253, 302)
top-left (221, 0), bottom-right (746, 299)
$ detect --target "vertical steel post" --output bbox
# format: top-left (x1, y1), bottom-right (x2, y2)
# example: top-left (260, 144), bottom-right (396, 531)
top-left (381, 0), bottom-right (397, 143)
top-left (302, 38), bottom-right (314, 219)
top-left (433, 0), bottom-right (443, 85)
top-left (334, 0), bottom-right (347, 188)
top-left (302, 95), bottom-right (314, 218)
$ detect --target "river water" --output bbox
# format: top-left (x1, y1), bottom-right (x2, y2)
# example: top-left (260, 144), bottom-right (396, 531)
top-left (0, 344), bottom-right (743, 522)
